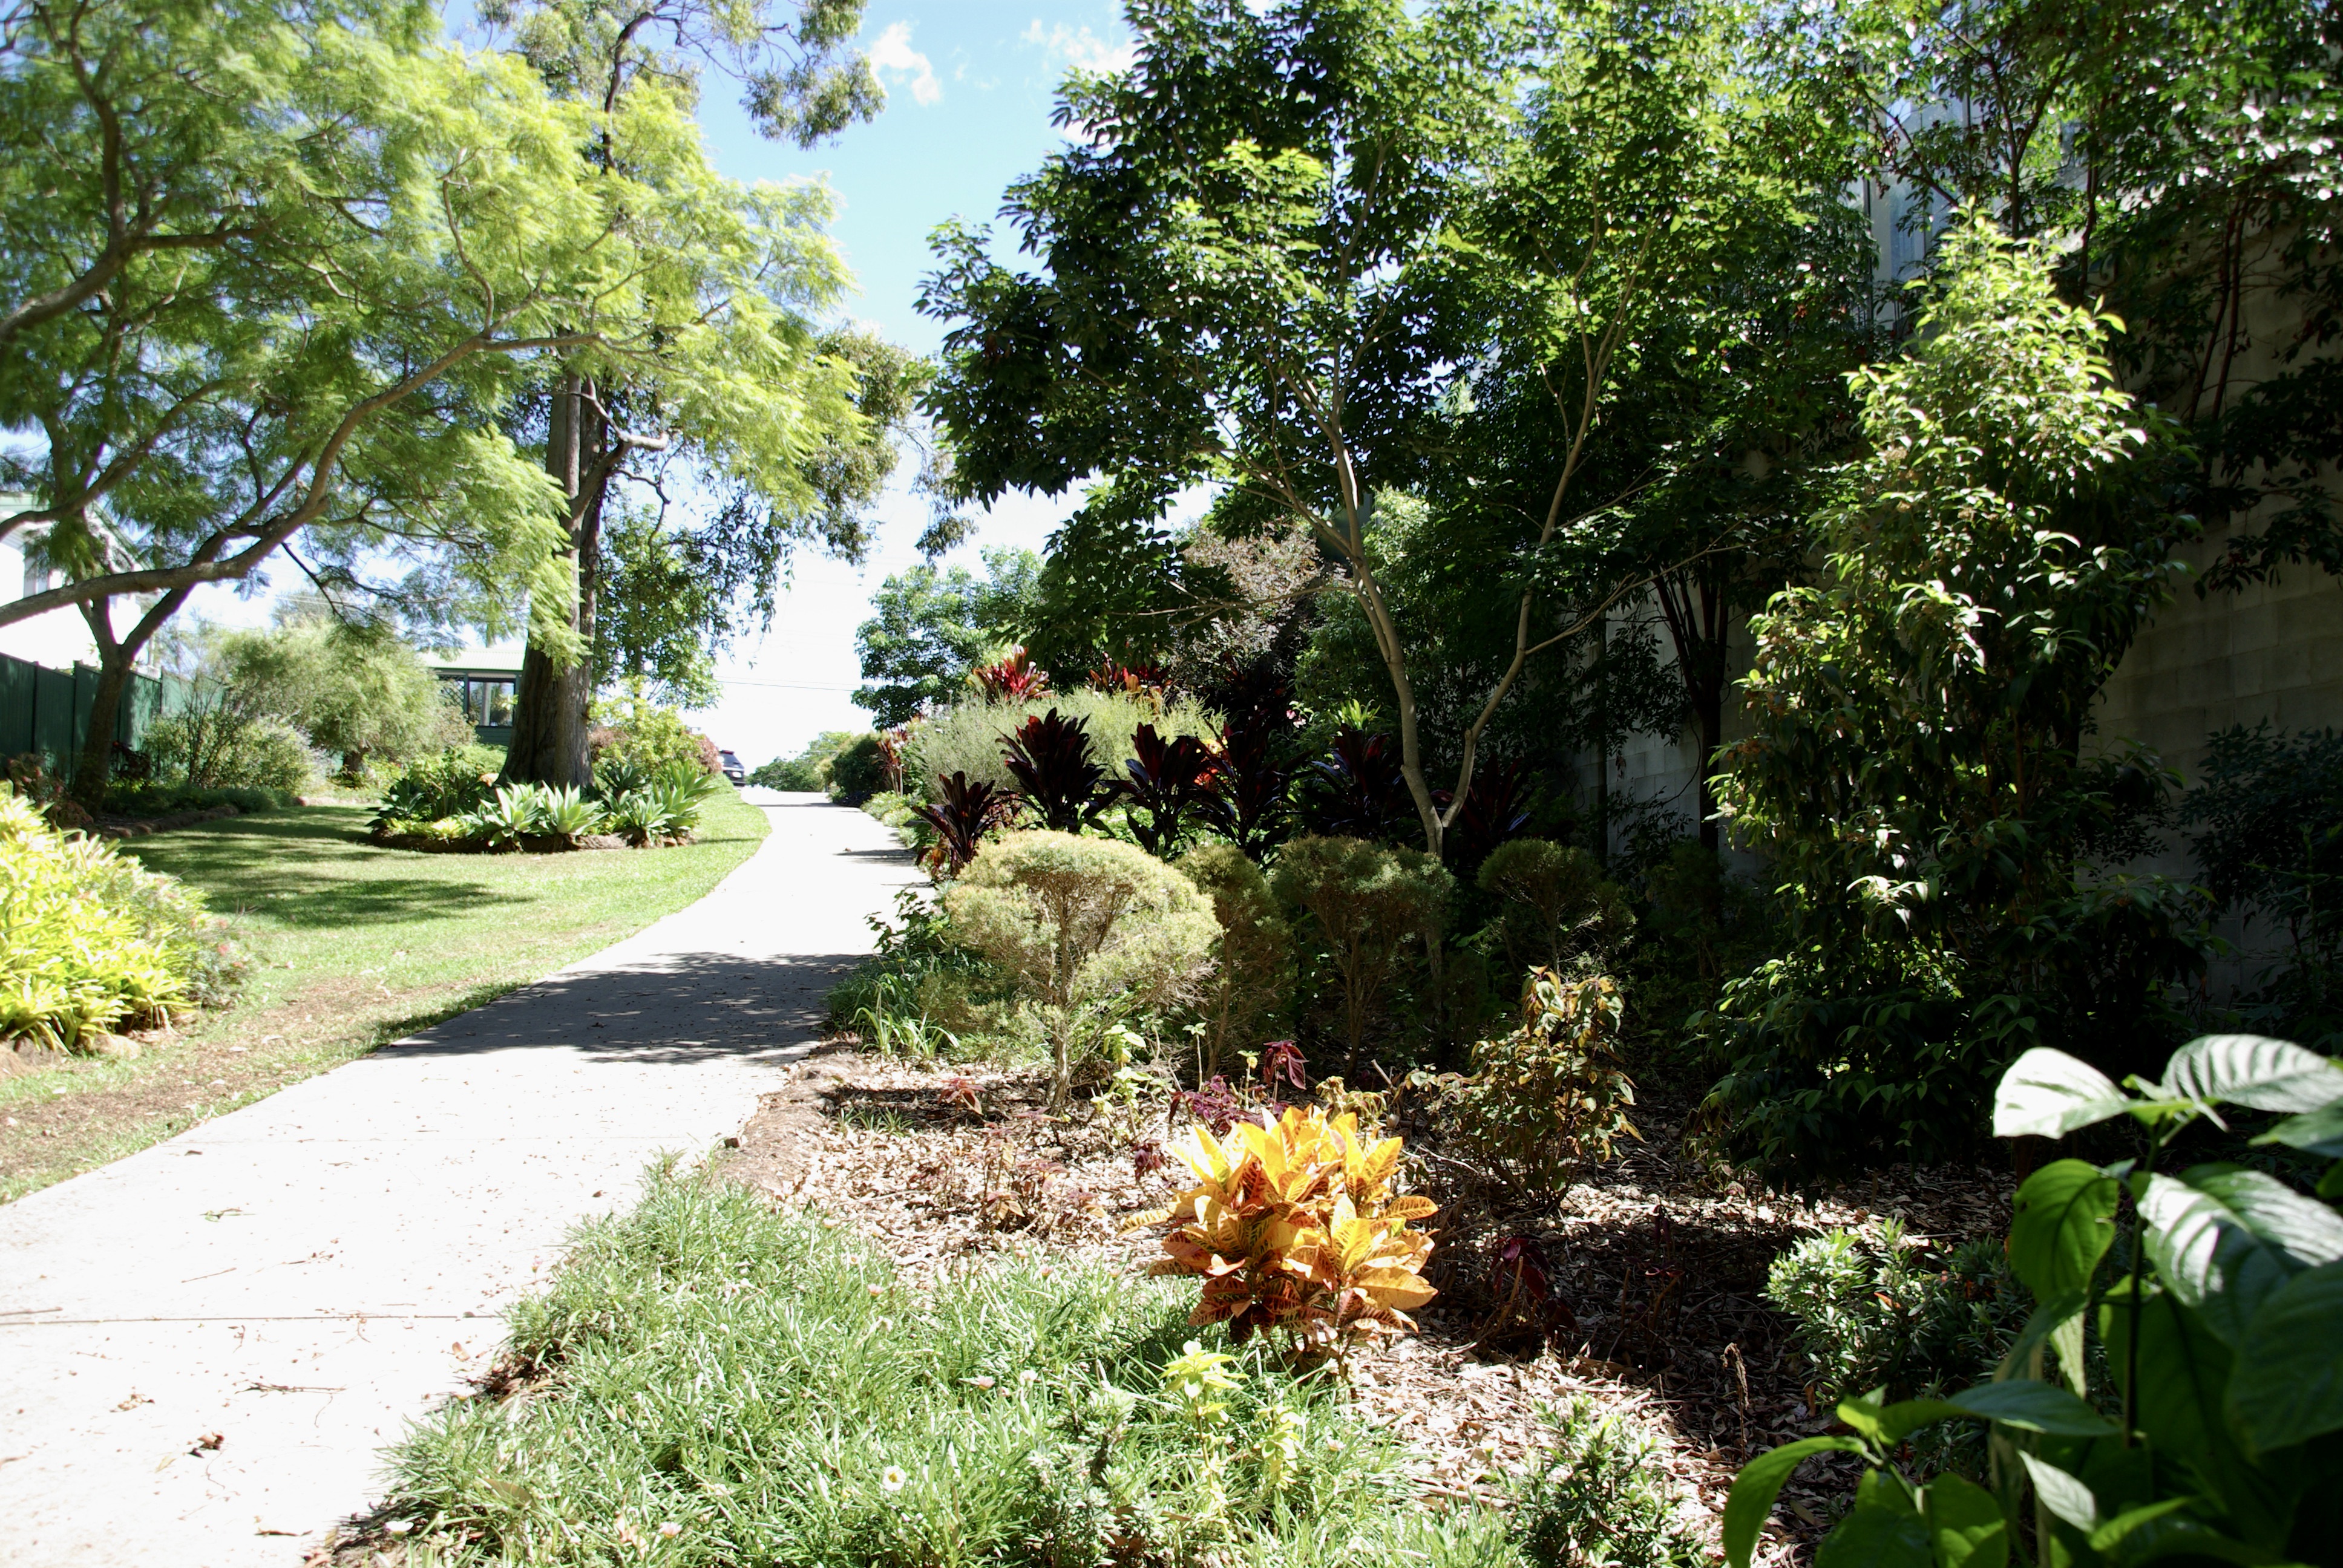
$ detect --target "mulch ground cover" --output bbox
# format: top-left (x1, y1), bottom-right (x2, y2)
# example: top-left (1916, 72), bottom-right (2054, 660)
top-left (715, 1048), bottom-right (2015, 1562)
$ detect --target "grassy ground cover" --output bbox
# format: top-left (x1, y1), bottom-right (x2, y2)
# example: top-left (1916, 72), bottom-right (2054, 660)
top-left (365, 1165), bottom-right (1535, 1567)
top-left (0, 790), bottom-right (769, 1202)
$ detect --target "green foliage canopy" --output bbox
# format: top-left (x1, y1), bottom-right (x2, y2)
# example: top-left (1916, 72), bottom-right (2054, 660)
top-left (1704, 221), bottom-right (2207, 1182)
top-left (853, 548), bottom-right (1043, 726)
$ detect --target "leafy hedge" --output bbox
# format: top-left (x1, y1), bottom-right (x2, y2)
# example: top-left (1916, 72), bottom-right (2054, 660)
top-left (0, 786), bottom-right (246, 1049)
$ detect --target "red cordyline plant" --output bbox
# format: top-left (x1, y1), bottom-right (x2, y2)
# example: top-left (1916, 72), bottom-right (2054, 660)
top-left (911, 770), bottom-right (1013, 875)
top-left (999, 707), bottom-right (1107, 833)
top-left (1113, 722), bottom-right (1229, 855)
top-left (1086, 660), bottom-right (1165, 698)
top-left (969, 647), bottom-right (1049, 702)
top-left (1435, 760), bottom-right (1536, 873)
top-left (1301, 727), bottom-right (1414, 843)
top-left (1210, 706), bottom-right (1294, 861)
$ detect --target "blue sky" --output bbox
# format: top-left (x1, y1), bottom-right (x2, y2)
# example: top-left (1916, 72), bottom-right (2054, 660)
top-left (675, 5), bottom-right (1144, 766)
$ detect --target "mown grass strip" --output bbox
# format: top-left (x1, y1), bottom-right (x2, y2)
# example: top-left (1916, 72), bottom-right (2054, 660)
top-left (0, 792), bottom-right (770, 1202)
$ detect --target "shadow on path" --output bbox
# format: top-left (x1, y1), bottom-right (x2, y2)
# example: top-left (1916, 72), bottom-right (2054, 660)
top-left (390, 948), bottom-right (872, 1064)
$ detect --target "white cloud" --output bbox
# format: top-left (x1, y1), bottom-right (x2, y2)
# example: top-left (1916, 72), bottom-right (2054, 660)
top-left (869, 21), bottom-right (942, 106)
top-left (1021, 19), bottom-right (1138, 76)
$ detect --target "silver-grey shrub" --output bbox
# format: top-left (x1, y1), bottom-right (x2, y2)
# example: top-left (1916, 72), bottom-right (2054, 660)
top-left (902, 688), bottom-right (1220, 803)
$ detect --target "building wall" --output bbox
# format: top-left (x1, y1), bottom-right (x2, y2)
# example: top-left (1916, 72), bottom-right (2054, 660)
top-left (2099, 537), bottom-right (2343, 788)
top-left (0, 528), bottom-right (105, 672)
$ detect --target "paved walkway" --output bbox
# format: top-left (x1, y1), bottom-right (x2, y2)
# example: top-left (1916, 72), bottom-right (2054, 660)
top-left (0, 793), bottom-right (918, 1566)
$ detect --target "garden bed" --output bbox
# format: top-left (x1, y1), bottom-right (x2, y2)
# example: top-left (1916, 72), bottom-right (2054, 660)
top-left (366, 827), bottom-right (678, 854)
top-left (709, 1049), bottom-right (2014, 1561)
top-left (93, 802), bottom-right (246, 838)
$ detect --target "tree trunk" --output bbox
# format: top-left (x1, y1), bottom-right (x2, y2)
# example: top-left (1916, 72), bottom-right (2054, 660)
top-left (68, 586), bottom-right (189, 809)
top-left (505, 376), bottom-right (611, 789)
top-left (70, 644), bottom-right (134, 809)
top-left (1692, 676), bottom-right (1724, 857)
top-left (1592, 616), bottom-right (1611, 870)
top-left (1654, 573), bottom-right (1731, 857)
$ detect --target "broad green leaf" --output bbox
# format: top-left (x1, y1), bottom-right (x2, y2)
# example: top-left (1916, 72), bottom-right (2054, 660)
top-left (2185, 1167), bottom-right (2343, 1261)
top-left (2163, 1035), bottom-right (2343, 1114)
top-left (2010, 1159), bottom-right (2120, 1301)
top-left (2092, 1511), bottom-right (2301, 1566)
top-left (1924, 1471), bottom-right (2010, 1568)
top-left (1722, 1436), bottom-right (1867, 1568)
top-left (2228, 1260), bottom-right (2343, 1452)
top-left (1838, 1395), bottom-right (1968, 1448)
top-left (2050, 1309), bottom-right (2089, 1399)
top-left (2253, 1100), bottom-right (2343, 1159)
top-left (1994, 1048), bottom-right (2132, 1138)
top-left (2138, 1168), bottom-right (2343, 1347)
top-left (2083, 1496), bottom-right (2191, 1554)
top-left (2101, 1284), bottom-right (2275, 1522)
top-left (1816, 1470), bottom-right (1932, 1568)
top-left (1949, 1379), bottom-right (2119, 1435)
top-left (2020, 1450), bottom-right (2100, 1534)
top-left (1996, 1290), bottom-right (2091, 1383)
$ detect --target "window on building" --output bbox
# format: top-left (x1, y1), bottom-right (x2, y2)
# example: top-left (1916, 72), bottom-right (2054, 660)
top-left (441, 675), bottom-right (517, 727)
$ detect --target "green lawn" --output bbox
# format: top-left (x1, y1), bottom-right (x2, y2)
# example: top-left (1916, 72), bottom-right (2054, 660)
top-left (0, 790), bottom-right (770, 1203)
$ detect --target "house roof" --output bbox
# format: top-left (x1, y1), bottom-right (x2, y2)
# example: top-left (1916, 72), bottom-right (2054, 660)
top-left (425, 642), bottom-right (528, 678)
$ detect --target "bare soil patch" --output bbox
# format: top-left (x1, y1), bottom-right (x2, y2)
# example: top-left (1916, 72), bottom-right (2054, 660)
top-left (713, 1052), bottom-right (2013, 1560)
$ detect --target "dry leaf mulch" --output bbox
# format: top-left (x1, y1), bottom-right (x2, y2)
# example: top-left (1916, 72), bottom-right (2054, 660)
top-left (714, 1049), bottom-right (2014, 1563)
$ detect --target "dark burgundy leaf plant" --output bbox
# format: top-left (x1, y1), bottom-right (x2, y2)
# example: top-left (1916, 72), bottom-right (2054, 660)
top-left (1209, 707), bottom-right (1296, 861)
top-left (1259, 1038), bottom-right (1306, 1095)
top-left (1113, 722), bottom-right (1230, 855)
top-left (1000, 708), bottom-right (1108, 833)
top-left (1170, 1074), bottom-right (1248, 1136)
top-left (1440, 760), bottom-right (1536, 875)
top-left (1300, 726), bottom-right (1414, 843)
top-left (911, 770), bottom-right (1012, 875)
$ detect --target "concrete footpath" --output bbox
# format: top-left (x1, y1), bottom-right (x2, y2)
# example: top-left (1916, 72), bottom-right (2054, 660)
top-left (0, 792), bottom-right (918, 1567)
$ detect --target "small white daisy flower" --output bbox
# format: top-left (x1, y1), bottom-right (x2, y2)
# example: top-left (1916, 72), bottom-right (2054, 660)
top-left (880, 1465), bottom-right (908, 1493)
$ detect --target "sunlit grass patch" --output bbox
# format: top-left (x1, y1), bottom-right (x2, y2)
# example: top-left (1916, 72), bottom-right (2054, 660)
top-left (373, 1163), bottom-right (1520, 1567)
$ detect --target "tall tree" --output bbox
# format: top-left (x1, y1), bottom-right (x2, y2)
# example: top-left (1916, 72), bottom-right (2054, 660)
top-left (923, 0), bottom-right (1849, 858)
top-left (1415, 175), bottom-right (1876, 851)
top-left (851, 547), bottom-right (1042, 725)
top-left (0, 0), bottom-right (756, 803)
top-left (1784, 0), bottom-right (2343, 591)
top-left (1705, 223), bottom-right (2204, 1182)
top-left (483, 0), bottom-right (906, 786)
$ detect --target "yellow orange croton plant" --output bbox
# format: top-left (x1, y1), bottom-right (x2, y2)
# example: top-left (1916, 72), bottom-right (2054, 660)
top-left (1133, 1105), bottom-right (1439, 1348)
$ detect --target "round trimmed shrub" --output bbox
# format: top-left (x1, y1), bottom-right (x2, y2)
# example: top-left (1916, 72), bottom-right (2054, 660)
top-left (943, 831), bottom-right (1217, 1102)
top-left (1271, 834), bottom-right (1453, 1067)
top-left (1176, 841), bottom-right (1294, 1079)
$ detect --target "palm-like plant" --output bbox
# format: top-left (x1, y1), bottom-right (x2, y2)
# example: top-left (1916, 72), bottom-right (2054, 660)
top-left (1114, 722), bottom-right (1229, 856)
top-left (969, 647), bottom-right (1049, 702)
top-left (1300, 727), bottom-right (1413, 843)
top-left (911, 770), bottom-right (1012, 875)
top-left (1000, 708), bottom-right (1107, 834)
top-left (1210, 708), bottom-right (1296, 861)
top-left (1438, 761), bottom-right (1535, 873)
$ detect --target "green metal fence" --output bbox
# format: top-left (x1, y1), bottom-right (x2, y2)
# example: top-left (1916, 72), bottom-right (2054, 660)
top-left (0, 652), bottom-right (194, 773)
